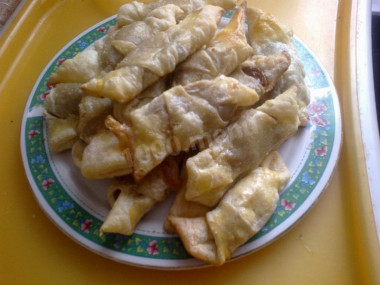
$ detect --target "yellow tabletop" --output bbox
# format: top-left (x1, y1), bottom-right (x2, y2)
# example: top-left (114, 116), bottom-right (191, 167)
top-left (0, 0), bottom-right (379, 284)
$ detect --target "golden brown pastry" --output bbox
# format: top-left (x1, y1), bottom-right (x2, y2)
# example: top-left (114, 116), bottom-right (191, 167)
top-left (169, 151), bottom-right (290, 265)
top-left (247, 8), bottom-right (309, 124)
top-left (116, 0), bottom-right (237, 26)
top-left (81, 5), bottom-right (224, 103)
top-left (110, 76), bottom-right (259, 182)
top-left (100, 183), bottom-right (156, 236)
top-left (43, 84), bottom-right (84, 153)
top-left (206, 151), bottom-right (290, 264)
top-left (80, 130), bottom-right (132, 179)
top-left (77, 96), bottom-right (113, 144)
top-left (71, 139), bottom-right (87, 168)
top-left (171, 2), bottom-right (253, 86)
top-left (112, 78), bottom-right (168, 125)
top-left (99, 4), bottom-right (185, 71)
top-left (40, 1), bottom-right (313, 265)
top-left (169, 216), bottom-right (218, 264)
top-left (49, 5), bottom-right (185, 83)
top-left (164, 188), bottom-right (212, 233)
top-left (48, 47), bottom-right (103, 85)
top-left (229, 52), bottom-right (291, 99)
top-left (111, 4), bottom-right (184, 56)
top-left (185, 86), bottom-right (301, 207)
top-left (101, 157), bottom-right (181, 235)
top-left (44, 112), bottom-right (78, 153)
top-left (44, 83), bottom-right (83, 118)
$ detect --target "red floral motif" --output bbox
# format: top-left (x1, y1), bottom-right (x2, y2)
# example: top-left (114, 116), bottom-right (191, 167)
top-left (57, 58), bottom-right (66, 65)
top-left (308, 102), bottom-right (327, 115)
top-left (315, 145), bottom-right (328, 156)
top-left (147, 240), bottom-right (159, 255)
top-left (42, 178), bottom-right (54, 190)
top-left (310, 115), bottom-right (327, 127)
top-left (40, 91), bottom-right (50, 101)
top-left (97, 27), bottom-right (107, 33)
top-left (81, 219), bottom-right (93, 233)
top-left (28, 129), bottom-right (40, 139)
top-left (281, 199), bottom-right (296, 211)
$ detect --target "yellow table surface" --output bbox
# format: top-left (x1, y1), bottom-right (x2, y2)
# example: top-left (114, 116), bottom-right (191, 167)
top-left (1, 0), bottom-right (380, 284)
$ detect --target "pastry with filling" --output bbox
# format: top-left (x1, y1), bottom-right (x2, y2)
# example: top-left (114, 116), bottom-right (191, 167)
top-left (49, 4), bottom-right (184, 83)
top-left (230, 51), bottom-right (291, 99)
top-left (44, 83), bottom-right (83, 118)
top-left (164, 187), bottom-right (212, 233)
top-left (80, 130), bottom-right (132, 179)
top-left (100, 182), bottom-right (156, 236)
top-left (48, 47), bottom-right (103, 85)
top-left (44, 112), bottom-right (78, 153)
top-left (171, 2), bottom-right (253, 86)
top-left (44, 83), bottom-right (83, 153)
top-left (116, 0), bottom-right (237, 26)
top-left (77, 96), bottom-right (113, 144)
top-left (81, 5), bottom-right (224, 103)
top-left (112, 78), bottom-right (168, 125)
top-left (169, 151), bottom-right (290, 265)
top-left (185, 86), bottom-right (301, 207)
top-left (107, 76), bottom-right (259, 182)
top-left (100, 4), bottom-right (185, 71)
top-left (101, 156), bottom-right (181, 235)
top-left (71, 139), bottom-right (87, 168)
top-left (108, 55), bottom-right (292, 182)
top-left (247, 8), bottom-right (309, 124)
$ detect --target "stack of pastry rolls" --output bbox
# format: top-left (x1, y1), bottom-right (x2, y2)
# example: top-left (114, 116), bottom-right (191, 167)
top-left (44, 0), bottom-right (310, 266)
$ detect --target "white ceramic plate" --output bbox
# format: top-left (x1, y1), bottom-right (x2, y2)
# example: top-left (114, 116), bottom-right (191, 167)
top-left (21, 12), bottom-right (342, 269)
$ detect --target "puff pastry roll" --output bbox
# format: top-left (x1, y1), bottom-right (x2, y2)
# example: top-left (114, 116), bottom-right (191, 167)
top-left (247, 8), bottom-right (309, 124)
top-left (169, 151), bottom-right (290, 265)
top-left (185, 86), bottom-right (301, 207)
top-left (101, 157), bottom-right (181, 235)
top-left (44, 83), bottom-right (83, 118)
top-left (100, 4), bottom-right (185, 71)
top-left (44, 112), bottom-right (78, 153)
top-left (112, 78), bottom-right (168, 125)
top-left (80, 130), bottom-right (132, 179)
top-left (112, 4), bottom-right (184, 55)
top-left (100, 181), bottom-right (156, 236)
top-left (77, 96), bottom-right (113, 144)
top-left (116, 1), bottom-right (148, 26)
top-left (71, 139), bottom-right (87, 169)
top-left (230, 52), bottom-right (291, 99)
top-left (172, 2), bottom-right (253, 86)
top-left (162, 151), bottom-right (211, 233)
top-left (49, 5), bottom-right (184, 83)
top-left (82, 5), bottom-right (224, 103)
top-left (169, 216), bottom-right (218, 264)
top-left (48, 47), bottom-right (103, 85)
top-left (116, 0), bottom-right (237, 26)
top-left (206, 151), bottom-right (290, 264)
top-left (113, 76), bottom-right (259, 182)
top-left (164, 187), bottom-right (211, 233)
